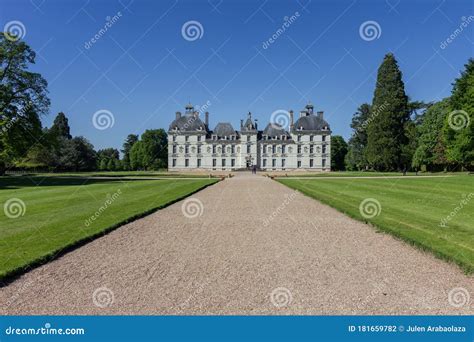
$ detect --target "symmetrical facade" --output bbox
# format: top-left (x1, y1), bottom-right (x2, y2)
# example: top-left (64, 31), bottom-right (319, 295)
top-left (168, 103), bottom-right (331, 171)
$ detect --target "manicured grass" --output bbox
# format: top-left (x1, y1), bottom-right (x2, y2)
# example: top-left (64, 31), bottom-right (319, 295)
top-left (7, 171), bottom-right (214, 178)
top-left (277, 171), bottom-right (466, 177)
top-left (0, 176), bottom-right (217, 280)
top-left (278, 175), bottom-right (474, 273)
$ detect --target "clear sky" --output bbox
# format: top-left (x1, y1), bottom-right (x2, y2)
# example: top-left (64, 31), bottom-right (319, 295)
top-left (1, 0), bottom-right (473, 151)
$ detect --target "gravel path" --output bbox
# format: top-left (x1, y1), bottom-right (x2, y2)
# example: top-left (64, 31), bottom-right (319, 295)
top-left (1, 173), bottom-right (472, 315)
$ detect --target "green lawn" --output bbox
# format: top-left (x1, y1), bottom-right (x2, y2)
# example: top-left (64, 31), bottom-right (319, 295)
top-left (278, 171), bottom-right (467, 177)
top-left (278, 175), bottom-right (474, 273)
top-left (7, 171), bottom-right (214, 178)
top-left (0, 176), bottom-right (217, 280)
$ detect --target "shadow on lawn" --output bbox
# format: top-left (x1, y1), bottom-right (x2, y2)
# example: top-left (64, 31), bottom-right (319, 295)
top-left (0, 176), bottom-right (152, 190)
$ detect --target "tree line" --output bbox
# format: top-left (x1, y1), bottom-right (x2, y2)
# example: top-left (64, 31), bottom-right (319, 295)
top-left (331, 53), bottom-right (473, 172)
top-left (0, 33), bottom-right (168, 174)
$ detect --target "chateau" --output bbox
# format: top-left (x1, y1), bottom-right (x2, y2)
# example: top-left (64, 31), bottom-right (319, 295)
top-left (168, 102), bottom-right (331, 171)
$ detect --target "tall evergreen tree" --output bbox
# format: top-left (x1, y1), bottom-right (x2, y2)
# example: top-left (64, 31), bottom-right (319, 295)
top-left (345, 103), bottom-right (370, 170)
top-left (366, 53), bottom-right (410, 171)
top-left (50, 112), bottom-right (72, 139)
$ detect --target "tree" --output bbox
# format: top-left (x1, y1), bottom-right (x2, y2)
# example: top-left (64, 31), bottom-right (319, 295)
top-left (129, 140), bottom-right (144, 170)
top-left (59, 136), bottom-right (96, 171)
top-left (121, 134), bottom-right (138, 170)
top-left (97, 148), bottom-right (120, 171)
top-left (129, 129), bottom-right (167, 170)
top-left (331, 135), bottom-right (348, 171)
top-left (345, 103), bottom-right (370, 170)
top-left (50, 112), bottom-right (72, 140)
top-left (366, 53), bottom-right (411, 171)
top-left (411, 100), bottom-right (449, 171)
top-left (443, 58), bottom-right (474, 170)
top-left (0, 33), bottom-right (50, 173)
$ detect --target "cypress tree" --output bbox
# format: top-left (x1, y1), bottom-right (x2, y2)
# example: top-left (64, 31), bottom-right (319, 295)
top-left (366, 53), bottom-right (410, 171)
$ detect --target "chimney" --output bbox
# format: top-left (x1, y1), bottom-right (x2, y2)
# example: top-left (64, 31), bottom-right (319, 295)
top-left (240, 119), bottom-right (243, 129)
top-left (205, 112), bottom-right (209, 127)
top-left (255, 119), bottom-right (258, 130)
top-left (175, 111), bottom-right (181, 120)
top-left (300, 110), bottom-right (306, 118)
top-left (317, 111), bottom-right (324, 120)
top-left (289, 110), bottom-right (294, 130)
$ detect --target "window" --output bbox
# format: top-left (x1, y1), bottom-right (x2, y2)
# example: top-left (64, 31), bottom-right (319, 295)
top-left (322, 135), bottom-right (326, 142)
top-left (297, 135), bottom-right (301, 142)
top-left (282, 145), bottom-right (285, 154)
top-left (231, 159), bottom-right (235, 167)
top-left (185, 136), bottom-right (189, 142)
top-left (213, 159), bottom-right (216, 167)
top-left (222, 144), bottom-right (226, 153)
top-left (247, 145), bottom-right (251, 153)
top-left (213, 145), bottom-right (216, 154)
top-left (222, 159), bottom-right (226, 167)
top-left (231, 145), bottom-right (235, 153)
top-left (172, 159), bottom-right (176, 167)
top-left (322, 145), bottom-right (326, 154)
top-left (297, 145), bottom-right (301, 154)
top-left (310, 159), bottom-right (314, 167)
top-left (310, 145), bottom-right (313, 153)
top-left (310, 135), bottom-right (313, 142)
top-left (272, 145), bottom-right (276, 154)
top-left (322, 159), bottom-right (326, 167)
top-left (297, 160), bottom-right (302, 168)
top-left (263, 159), bottom-right (267, 167)
top-left (173, 135), bottom-right (176, 142)
top-left (185, 159), bottom-right (189, 167)
top-left (197, 145), bottom-right (201, 154)
top-left (272, 159), bottom-right (276, 167)
top-left (185, 145), bottom-right (189, 154)
top-left (172, 145), bottom-right (177, 153)
top-left (197, 135), bottom-right (201, 142)
top-left (197, 159), bottom-right (201, 167)
top-left (282, 159), bottom-right (286, 167)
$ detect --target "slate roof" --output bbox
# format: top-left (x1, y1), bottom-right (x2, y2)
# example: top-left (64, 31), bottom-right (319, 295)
top-left (293, 114), bottom-right (330, 132)
top-left (168, 114), bottom-right (207, 132)
top-left (213, 122), bottom-right (236, 137)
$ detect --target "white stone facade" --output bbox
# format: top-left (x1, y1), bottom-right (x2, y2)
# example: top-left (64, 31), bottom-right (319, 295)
top-left (168, 103), bottom-right (331, 171)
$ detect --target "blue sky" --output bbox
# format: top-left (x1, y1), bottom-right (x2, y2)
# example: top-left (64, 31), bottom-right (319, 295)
top-left (1, 0), bottom-right (473, 151)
